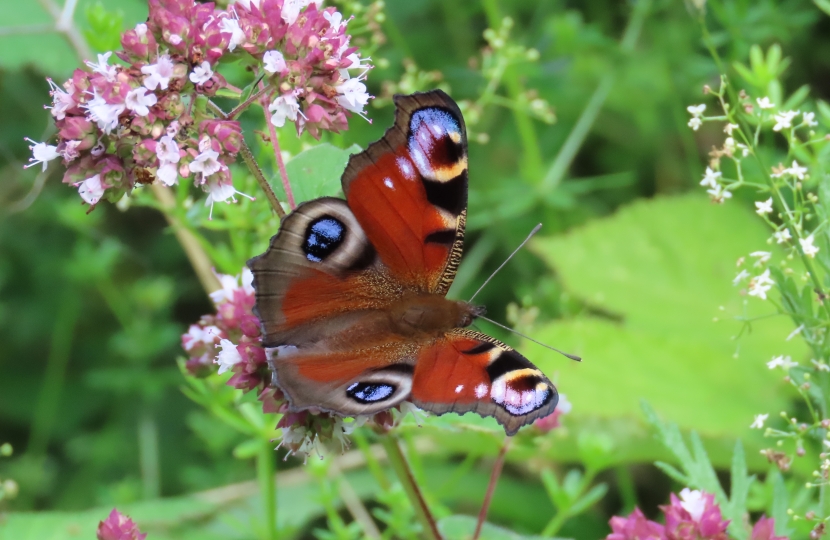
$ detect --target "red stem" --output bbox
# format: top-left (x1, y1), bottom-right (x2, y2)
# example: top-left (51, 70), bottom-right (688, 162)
top-left (473, 437), bottom-right (511, 540)
top-left (258, 82), bottom-right (296, 209)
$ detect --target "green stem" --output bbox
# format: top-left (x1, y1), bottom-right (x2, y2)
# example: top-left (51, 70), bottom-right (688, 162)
top-left (228, 82), bottom-right (272, 119)
top-left (257, 441), bottom-right (278, 540)
top-left (138, 409), bottom-right (161, 499)
top-left (539, 0), bottom-right (652, 193)
top-left (379, 434), bottom-right (442, 540)
top-left (27, 292), bottom-right (80, 457)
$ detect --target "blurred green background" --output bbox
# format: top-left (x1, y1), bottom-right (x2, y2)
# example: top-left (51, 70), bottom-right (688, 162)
top-left (1, 0), bottom-right (827, 538)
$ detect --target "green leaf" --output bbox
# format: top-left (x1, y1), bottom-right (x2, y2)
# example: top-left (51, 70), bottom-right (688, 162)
top-left (569, 483), bottom-right (609, 515)
top-left (438, 515), bottom-right (558, 540)
top-left (278, 144), bottom-right (362, 204)
top-left (654, 461), bottom-right (689, 484)
top-left (529, 195), bottom-right (805, 453)
top-left (725, 440), bottom-right (753, 540)
top-left (83, 2), bottom-right (124, 53)
top-left (770, 470), bottom-right (792, 537)
top-left (231, 438), bottom-right (260, 459)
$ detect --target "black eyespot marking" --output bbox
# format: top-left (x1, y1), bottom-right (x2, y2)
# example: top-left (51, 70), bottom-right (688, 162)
top-left (347, 382), bottom-right (396, 404)
top-left (424, 229), bottom-right (457, 245)
top-left (486, 350), bottom-right (532, 381)
top-left (304, 216), bottom-right (345, 262)
top-left (423, 172), bottom-right (467, 215)
top-left (463, 342), bottom-right (496, 356)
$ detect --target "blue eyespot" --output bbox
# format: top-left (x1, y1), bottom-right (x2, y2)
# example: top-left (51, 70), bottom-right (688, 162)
top-left (347, 382), bottom-right (396, 404)
top-left (409, 107), bottom-right (460, 141)
top-left (304, 216), bottom-right (345, 262)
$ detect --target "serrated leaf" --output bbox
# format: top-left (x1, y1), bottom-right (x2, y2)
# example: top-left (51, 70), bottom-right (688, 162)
top-left (770, 470), bottom-right (792, 536)
top-left (529, 196), bottom-right (804, 451)
top-left (654, 461), bottom-right (689, 484)
top-left (726, 440), bottom-right (752, 540)
top-left (277, 143), bottom-right (361, 204)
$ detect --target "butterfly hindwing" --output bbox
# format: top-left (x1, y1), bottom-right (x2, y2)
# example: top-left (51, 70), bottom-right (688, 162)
top-left (248, 197), bottom-right (399, 347)
top-left (410, 329), bottom-right (558, 435)
top-left (342, 90), bottom-right (468, 294)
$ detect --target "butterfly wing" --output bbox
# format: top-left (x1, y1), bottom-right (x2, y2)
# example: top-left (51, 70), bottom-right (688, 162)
top-left (342, 90), bottom-right (468, 295)
top-left (410, 329), bottom-right (558, 435)
top-left (248, 197), bottom-right (400, 348)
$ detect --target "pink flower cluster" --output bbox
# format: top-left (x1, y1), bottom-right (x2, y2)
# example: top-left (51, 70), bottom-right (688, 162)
top-left (96, 509), bottom-right (146, 540)
top-left (182, 268), bottom-right (400, 458)
top-left (27, 0), bottom-right (372, 211)
top-left (534, 393), bottom-right (571, 432)
top-left (607, 489), bottom-right (787, 540)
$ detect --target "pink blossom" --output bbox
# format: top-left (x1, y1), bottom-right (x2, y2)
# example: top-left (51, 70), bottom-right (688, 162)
top-left (750, 516), bottom-right (787, 540)
top-left (660, 489), bottom-right (729, 540)
top-left (534, 393), bottom-right (571, 432)
top-left (96, 509), bottom-right (146, 540)
top-left (607, 508), bottom-right (665, 540)
top-left (76, 174), bottom-right (107, 205)
top-left (263, 50), bottom-right (286, 73)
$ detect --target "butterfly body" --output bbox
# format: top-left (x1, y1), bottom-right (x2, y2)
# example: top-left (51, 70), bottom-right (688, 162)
top-left (249, 90), bottom-right (559, 435)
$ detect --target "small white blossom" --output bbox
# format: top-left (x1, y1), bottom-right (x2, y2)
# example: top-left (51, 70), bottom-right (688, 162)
top-left (767, 355), bottom-right (797, 370)
top-left (733, 269), bottom-right (750, 285)
top-left (189, 147), bottom-right (222, 179)
top-left (281, 0), bottom-right (315, 24)
top-left (215, 338), bottom-right (242, 374)
top-left (773, 229), bottom-right (792, 244)
top-left (773, 110), bottom-right (799, 131)
top-left (135, 23), bottom-right (148, 38)
top-left (812, 359), bottom-right (830, 372)
top-left (125, 87), bottom-right (158, 116)
top-left (204, 177), bottom-right (254, 219)
top-left (688, 117), bottom-right (702, 131)
top-left (209, 271), bottom-right (243, 304)
top-left (83, 89), bottom-right (125, 134)
top-left (76, 174), bottom-right (106, 205)
top-left (706, 184), bottom-right (732, 204)
top-left (157, 163), bottom-right (178, 186)
top-left (686, 104), bottom-right (706, 117)
top-left (756, 96), bottom-right (774, 110)
top-left (736, 143), bottom-right (750, 157)
top-left (755, 198), bottom-right (773, 215)
top-left (750, 251), bottom-right (771, 267)
top-left (24, 138), bottom-right (60, 171)
top-left (156, 135), bottom-right (180, 164)
top-left (679, 488), bottom-right (706, 522)
top-left (803, 111), bottom-right (818, 127)
top-left (788, 160), bottom-right (808, 180)
top-left (189, 61), bottom-right (214, 85)
top-left (182, 324), bottom-right (220, 350)
top-left (700, 167), bottom-right (722, 189)
top-left (324, 10), bottom-right (345, 31)
top-left (750, 414), bottom-right (768, 429)
top-left (724, 123), bottom-right (739, 135)
top-left (748, 269), bottom-right (774, 300)
top-left (336, 77), bottom-right (371, 115)
top-left (723, 137), bottom-right (736, 154)
top-left (168, 34), bottom-right (183, 45)
top-left (263, 50), bottom-right (286, 74)
top-left (142, 55), bottom-right (175, 91)
top-left (85, 51), bottom-right (118, 81)
top-left (269, 94), bottom-right (300, 127)
top-left (800, 234), bottom-right (819, 258)
top-left (220, 17), bottom-right (245, 51)
top-left (46, 78), bottom-right (76, 120)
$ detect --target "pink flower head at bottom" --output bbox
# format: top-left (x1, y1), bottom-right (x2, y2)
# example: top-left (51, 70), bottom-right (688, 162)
top-left (96, 509), bottom-right (146, 540)
top-left (607, 508), bottom-right (666, 540)
top-left (661, 489), bottom-right (729, 540)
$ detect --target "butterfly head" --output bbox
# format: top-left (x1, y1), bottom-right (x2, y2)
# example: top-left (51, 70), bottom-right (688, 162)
top-left (459, 303), bottom-right (486, 328)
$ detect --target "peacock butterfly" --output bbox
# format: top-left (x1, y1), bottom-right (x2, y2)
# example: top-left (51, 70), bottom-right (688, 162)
top-left (247, 90), bottom-right (559, 435)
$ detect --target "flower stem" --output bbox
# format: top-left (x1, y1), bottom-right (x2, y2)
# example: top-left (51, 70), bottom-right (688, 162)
top-left (206, 99), bottom-right (287, 218)
top-left (150, 183), bottom-right (222, 293)
top-left (227, 82), bottom-right (272, 119)
top-left (473, 438), bottom-right (510, 540)
top-left (258, 82), bottom-right (296, 210)
top-left (539, 0), bottom-right (651, 193)
top-left (257, 440), bottom-right (278, 540)
top-left (379, 434), bottom-right (442, 540)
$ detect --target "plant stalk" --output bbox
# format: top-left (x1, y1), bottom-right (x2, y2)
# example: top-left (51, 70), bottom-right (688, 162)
top-left (473, 438), bottom-right (511, 540)
top-left (257, 441), bottom-right (278, 540)
top-left (258, 81), bottom-right (296, 209)
top-left (379, 434), bottom-right (442, 540)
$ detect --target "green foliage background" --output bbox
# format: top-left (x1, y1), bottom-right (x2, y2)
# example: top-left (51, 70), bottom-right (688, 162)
top-left (1, 0), bottom-right (829, 538)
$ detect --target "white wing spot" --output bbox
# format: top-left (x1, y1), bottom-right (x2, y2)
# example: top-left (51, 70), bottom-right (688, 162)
top-left (474, 383), bottom-right (488, 398)
top-left (383, 178), bottom-right (394, 189)
top-left (455, 384), bottom-right (464, 394)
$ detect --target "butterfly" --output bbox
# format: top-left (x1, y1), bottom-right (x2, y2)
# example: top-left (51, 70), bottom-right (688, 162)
top-left (248, 90), bottom-right (558, 435)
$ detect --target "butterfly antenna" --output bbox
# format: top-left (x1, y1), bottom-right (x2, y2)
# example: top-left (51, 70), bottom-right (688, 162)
top-left (477, 314), bottom-right (582, 362)
top-left (468, 223), bottom-right (543, 303)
